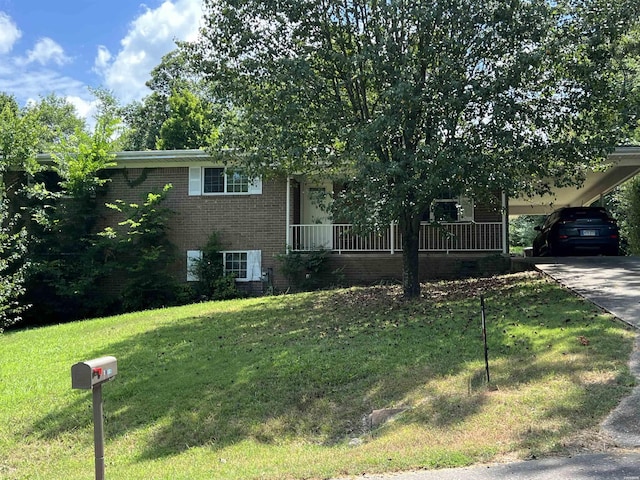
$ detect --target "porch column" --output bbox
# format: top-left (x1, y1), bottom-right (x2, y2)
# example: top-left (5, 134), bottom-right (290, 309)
top-left (502, 191), bottom-right (508, 255)
top-left (286, 175), bottom-right (291, 252)
top-left (390, 222), bottom-right (395, 254)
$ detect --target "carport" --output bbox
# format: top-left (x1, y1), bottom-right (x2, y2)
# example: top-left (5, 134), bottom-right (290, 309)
top-left (509, 146), bottom-right (640, 216)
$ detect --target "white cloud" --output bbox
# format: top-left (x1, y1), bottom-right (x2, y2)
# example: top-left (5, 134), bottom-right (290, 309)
top-left (0, 69), bottom-right (87, 104)
top-left (95, 0), bottom-right (203, 103)
top-left (22, 37), bottom-right (71, 66)
top-left (66, 95), bottom-right (98, 120)
top-left (0, 12), bottom-right (21, 54)
top-left (94, 46), bottom-right (112, 72)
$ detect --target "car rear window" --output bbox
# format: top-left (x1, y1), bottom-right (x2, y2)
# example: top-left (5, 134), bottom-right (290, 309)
top-left (561, 209), bottom-right (610, 221)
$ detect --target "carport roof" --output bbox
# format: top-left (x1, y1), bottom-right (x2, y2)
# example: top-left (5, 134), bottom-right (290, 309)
top-left (510, 146), bottom-right (640, 215)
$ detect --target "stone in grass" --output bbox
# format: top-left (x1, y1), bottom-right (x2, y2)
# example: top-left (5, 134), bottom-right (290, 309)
top-left (363, 407), bottom-right (410, 431)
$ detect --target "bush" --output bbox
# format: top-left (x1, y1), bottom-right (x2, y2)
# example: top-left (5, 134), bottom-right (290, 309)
top-left (277, 249), bottom-right (331, 291)
top-left (622, 176), bottom-right (640, 254)
top-left (101, 184), bottom-right (180, 311)
top-left (190, 232), bottom-right (240, 301)
top-left (21, 178), bottom-right (115, 325)
top-left (509, 215), bottom-right (544, 249)
top-left (0, 200), bottom-right (28, 331)
top-left (606, 175), bottom-right (640, 255)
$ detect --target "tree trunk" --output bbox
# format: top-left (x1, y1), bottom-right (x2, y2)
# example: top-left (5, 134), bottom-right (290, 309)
top-left (401, 214), bottom-right (421, 298)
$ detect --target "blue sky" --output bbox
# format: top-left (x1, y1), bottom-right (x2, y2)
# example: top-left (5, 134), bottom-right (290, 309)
top-left (0, 0), bottom-right (203, 118)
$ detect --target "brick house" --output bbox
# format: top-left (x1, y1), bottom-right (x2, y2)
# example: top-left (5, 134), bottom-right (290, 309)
top-left (29, 146), bottom-right (640, 293)
top-left (99, 149), bottom-right (508, 292)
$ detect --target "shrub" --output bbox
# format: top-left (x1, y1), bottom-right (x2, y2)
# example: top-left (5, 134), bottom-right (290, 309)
top-left (101, 184), bottom-right (180, 311)
top-left (0, 200), bottom-right (28, 331)
top-left (190, 232), bottom-right (240, 301)
top-left (277, 249), bottom-right (331, 291)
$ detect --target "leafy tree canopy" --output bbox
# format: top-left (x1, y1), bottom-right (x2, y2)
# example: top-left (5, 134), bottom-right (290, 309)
top-left (121, 49), bottom-right (219, 151)
top-left (189, 0), bottom-right (640, 296)
top-left (0, 93), bottom-right (42, 176)
top-left (25, 94), bottom-right (86, 152)
top-left (156, 88), bottom-right (216, 149)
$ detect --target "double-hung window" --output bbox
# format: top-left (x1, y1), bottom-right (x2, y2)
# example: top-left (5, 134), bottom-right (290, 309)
top-left (187, 250), bottom-right (262, 282)
top-left (223, 252), bottom-right (248, 279)
top-left (189, 167), bottom-right (262, 195)
top-left (423, 194), bottom-right (474, 223)
top-left (203, 167), bottom-right (226, 193)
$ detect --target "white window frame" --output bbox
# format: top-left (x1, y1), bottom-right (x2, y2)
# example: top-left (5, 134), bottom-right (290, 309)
top-left (427, 196), bottom-right (474, 223)
top-left (189, 166), bottom-right (262, 196)
top-left (222, 250), bottom-right (262, 282)
top-left (186, 250), bottom-right (203, 282)
top-left (186, 249), bottom-right (261, 282)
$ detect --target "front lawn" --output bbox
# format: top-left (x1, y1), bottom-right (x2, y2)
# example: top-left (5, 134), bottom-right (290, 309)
top-left (0, 272), bottom-right (635, 479)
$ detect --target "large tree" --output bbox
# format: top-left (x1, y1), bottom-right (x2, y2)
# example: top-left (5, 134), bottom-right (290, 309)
top-left (0, 94), bottom-right (42, 330)
top-left (190, 0), bottom-right (640, 297)
top-left (26, 94), bottom-right (86, 152)
top-left (20, 93), bottom-right (121, 324)
top-left (121, 50), bottom-right (218, 151)
top-left (156, 88), bottom-right (214, 149)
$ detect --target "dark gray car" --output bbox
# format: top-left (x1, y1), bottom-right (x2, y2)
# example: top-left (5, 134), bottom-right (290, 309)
top-left (532, 206), bottom-right (619, 256)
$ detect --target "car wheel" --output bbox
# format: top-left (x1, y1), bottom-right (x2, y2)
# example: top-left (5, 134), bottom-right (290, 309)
top-left (548, 242), bottom-right (563, 257)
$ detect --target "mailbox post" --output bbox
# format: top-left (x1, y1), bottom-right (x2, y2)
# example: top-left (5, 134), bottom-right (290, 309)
top-left (71, 356), bottom-right (117, 480)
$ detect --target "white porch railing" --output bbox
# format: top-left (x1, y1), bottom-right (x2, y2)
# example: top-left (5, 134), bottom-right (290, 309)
top-left (290, 223), bottom-right (503, 253)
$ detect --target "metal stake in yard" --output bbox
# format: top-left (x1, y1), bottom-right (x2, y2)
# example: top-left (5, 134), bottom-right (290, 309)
top-left (481, 296), bottom-right (490, 384)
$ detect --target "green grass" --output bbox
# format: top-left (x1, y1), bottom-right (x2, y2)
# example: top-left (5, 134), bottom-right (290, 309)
top-left (0, 272), bottom-right (636, 479)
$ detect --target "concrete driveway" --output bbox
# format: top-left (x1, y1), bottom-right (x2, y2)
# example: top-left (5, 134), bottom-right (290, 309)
top-left (536, 256), bottom-right (640, 448)
top-left (535, 256), bottom-right (640, 330)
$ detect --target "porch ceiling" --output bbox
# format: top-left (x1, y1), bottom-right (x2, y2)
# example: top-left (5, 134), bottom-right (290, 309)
top-left (509, 146), bottom-right (640, 216)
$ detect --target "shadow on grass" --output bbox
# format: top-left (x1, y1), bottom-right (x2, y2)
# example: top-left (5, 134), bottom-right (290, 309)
top-left (28, 274), bottom-right (635, 462)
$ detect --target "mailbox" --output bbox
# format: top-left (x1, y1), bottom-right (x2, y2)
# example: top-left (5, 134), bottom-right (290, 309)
top-left (71, 356), bottom-right (118, 390)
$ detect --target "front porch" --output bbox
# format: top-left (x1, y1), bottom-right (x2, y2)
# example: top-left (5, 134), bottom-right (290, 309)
top-left (289, 222), bottom-right (506, 254)
top-left (285, 176), bottom-right (508, 255)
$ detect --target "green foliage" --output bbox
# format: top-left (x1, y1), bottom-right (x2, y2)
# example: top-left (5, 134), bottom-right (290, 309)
top-left (608, 175), bottom-right (640, 254)
top-left (120, 49), bottom-right (219, 151)
top-left (0, 94), bottom-right (42, 176)
top-left (0, 199), bottom-right (28, 331)
top-left (0, 93), bottom-right (45, 328)
top-left (50, 112), bottom-right (118, 200)
top-left (156, 89), bottom-right (213, 150)
top-left (120, 94), bottom-right (168, 151)
top-left (509, 215), bottom-right (545, 249)
top-left (623, 177), bottom-right (640, 253)
top-left (277, 249), bottom-right (331, 291)
top-left (25, 94), bottom-right (86, 152)
top-left (20, 94), bottom-right (121, 325)
top-left (190, 232), bottom-right (240, 301)
top-left (190, 0), bottom-right (640, 297)
top-left (617, 23), bottom-right (640, 142)
top-left (101, 184), bottom-right (179, 311)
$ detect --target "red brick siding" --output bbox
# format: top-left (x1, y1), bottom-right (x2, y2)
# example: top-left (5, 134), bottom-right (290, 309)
top-left (102, 167), bottom-right (289, 290)
top-left (326, 253), bottom-right (510, 284)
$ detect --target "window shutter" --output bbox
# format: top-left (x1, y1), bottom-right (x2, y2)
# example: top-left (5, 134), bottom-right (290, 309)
top-left (458, 196), bottom-right (474, 222)
top-left (246, 250), bottom-right (262, 281)
top-left (248, 176), bottom-right (262, 194)
top-left (188, 167), bottom-right (202, 196)
top-left (186, 250), bottom-right (203, 281)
